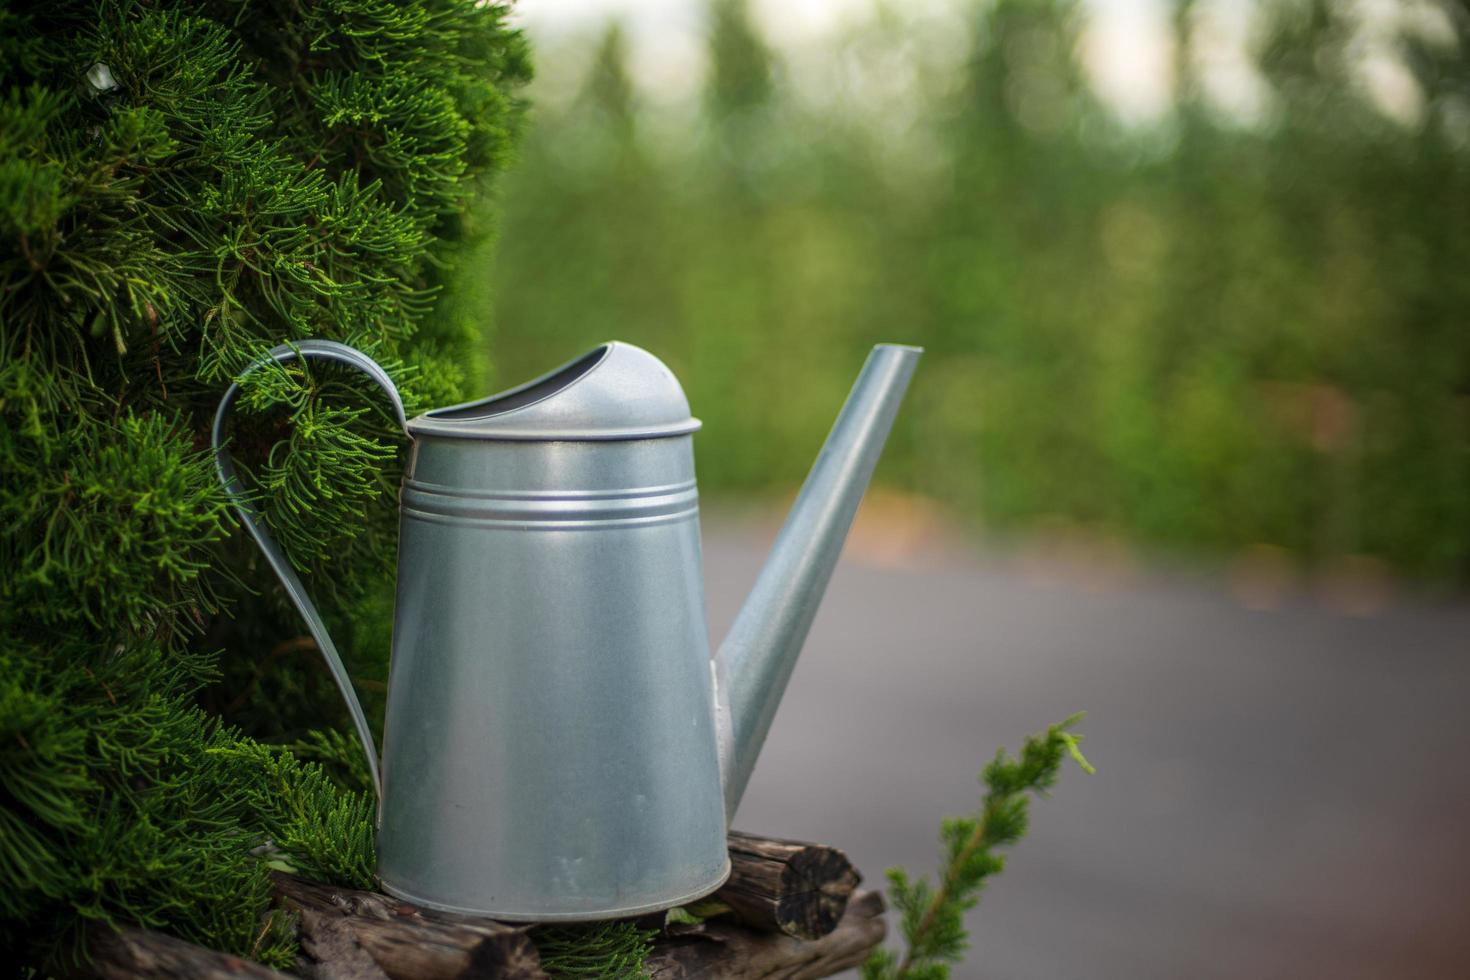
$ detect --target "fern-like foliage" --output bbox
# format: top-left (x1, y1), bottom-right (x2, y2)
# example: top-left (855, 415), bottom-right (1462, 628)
top-left (219, 740), bottom-right (379, 890)
top-left (0, 0), bottom-right (529, 970)
top-left (862, 715), bottom-right (1094, 980)
top-left (533, 921), bottom-right (657, 980)
top-left (290, 726), bottom-right (377, 796)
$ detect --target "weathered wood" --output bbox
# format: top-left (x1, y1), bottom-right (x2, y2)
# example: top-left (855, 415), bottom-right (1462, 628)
top-left (293, 909), bottom-right (389, 980)
top-left (86, 835), bottom-right (875, 979)
top-left (272, 874), bottom-right (546, 980)
top-left (717, 831), bottom-right (862, 940)
top-left (87, 925), bottom-right (295, 980)
top-left (647, 888), bottom-right (886, 980)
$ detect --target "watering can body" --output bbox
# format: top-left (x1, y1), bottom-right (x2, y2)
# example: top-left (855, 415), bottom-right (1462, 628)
top-left (214, 339), bottom-right (920, 921)
top-left (382, 346), bottom-right (727, 917)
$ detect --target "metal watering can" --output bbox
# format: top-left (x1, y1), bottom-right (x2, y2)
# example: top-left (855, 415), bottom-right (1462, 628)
top-left (213, 339), bottom-right (921, 920)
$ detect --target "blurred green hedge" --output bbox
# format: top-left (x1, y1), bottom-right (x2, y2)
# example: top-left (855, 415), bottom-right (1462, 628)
top-left (482, 0), bottom-right (1470, 581)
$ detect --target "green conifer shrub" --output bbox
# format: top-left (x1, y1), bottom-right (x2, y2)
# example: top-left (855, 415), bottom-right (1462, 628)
top-left (0, 0), bottom-right (529, 968)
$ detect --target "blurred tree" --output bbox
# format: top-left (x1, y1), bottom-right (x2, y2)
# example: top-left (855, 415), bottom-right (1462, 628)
top-left (588, 22), bottom-right (641, 127)
top-left (705, 0), bottom-right (776, 122)
top-left (929, 0), bottom-right (1112, 526)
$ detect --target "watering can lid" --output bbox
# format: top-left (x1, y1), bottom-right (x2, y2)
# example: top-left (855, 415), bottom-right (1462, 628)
top-left (406, 342), bottom-right (701, 441)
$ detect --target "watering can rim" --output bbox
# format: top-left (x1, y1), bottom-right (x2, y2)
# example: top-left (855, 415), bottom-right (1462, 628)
top-left (405, 340), bottom-right (703, 442)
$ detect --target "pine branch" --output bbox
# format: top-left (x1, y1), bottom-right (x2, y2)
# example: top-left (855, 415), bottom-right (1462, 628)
top-left (895, 816), bottom-right (989, 977)
top-left (863, 715), bottom-right (1094, 980)
top-left (532, 921), bottom-right (656, 980)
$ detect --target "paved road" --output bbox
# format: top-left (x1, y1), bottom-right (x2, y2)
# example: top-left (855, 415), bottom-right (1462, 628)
top-left (704, 521), bottom-right (1470, 979)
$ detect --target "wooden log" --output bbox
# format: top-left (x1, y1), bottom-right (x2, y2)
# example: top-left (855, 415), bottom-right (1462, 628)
top-left (293, 909), bottom-right (389, 980)
top-left (647, 888), bottom-right (886, 980)
top-left (272, 874), bottom-right (546, 980)
top-left (84, 854), bottom-right (877, 980)
top-left (87, 925), bottom-right (295, 979)
top-left (716, 831), bottom-right (862, 940)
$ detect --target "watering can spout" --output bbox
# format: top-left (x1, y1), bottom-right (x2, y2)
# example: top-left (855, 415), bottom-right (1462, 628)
top-left (713, 344), bottom-right (922, 818)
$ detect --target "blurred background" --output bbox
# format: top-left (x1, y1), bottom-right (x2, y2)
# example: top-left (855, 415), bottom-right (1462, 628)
top-left (478, 1), bottom-right (1470, 976)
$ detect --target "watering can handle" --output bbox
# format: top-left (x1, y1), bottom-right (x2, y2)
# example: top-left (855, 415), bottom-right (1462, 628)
top-left (212, 340), bottom-right (407, 802)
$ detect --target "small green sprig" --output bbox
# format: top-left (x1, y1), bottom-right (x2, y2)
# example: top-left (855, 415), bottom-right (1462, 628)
top-left (863, 714), bottom-right (1094, 980)
top-left (532, 920), bottom-right (656, 979)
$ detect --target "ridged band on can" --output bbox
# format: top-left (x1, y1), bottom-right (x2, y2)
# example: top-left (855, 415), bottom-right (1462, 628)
top-left (400, 478), bottom-right (699, 528)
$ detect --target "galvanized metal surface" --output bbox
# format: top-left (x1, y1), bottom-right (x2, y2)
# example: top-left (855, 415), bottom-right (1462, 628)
top-left (213, 338), bottom-right (920, 922)
top-left (379, 432), bottom-right (730, 920)
top-left (406, 341), bottom-right (702, 441)
top-left (212, 340), bottom-right (405, 801)
top-left (714, 344), bottom-right (923, 816)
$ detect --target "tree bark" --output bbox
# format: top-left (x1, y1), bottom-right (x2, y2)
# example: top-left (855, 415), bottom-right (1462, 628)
top-left (87, 925), bottom-right (295, 979)
top-left (293, 909), bottom-right (390, 980)
top-left (272, 874), bottom-right (546, 980)
top-left (717, 831), bottom-right (862, 940)
top-left (647, 888), bottom-right (886, 980)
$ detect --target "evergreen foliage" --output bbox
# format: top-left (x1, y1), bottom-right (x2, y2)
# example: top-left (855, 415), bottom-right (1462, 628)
top-left (533, 921), bottom-right (657, 980)
top-left (862, 715), bottom-right (1094, 980)
top-left (0, 0), bottom-right (528, 968)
